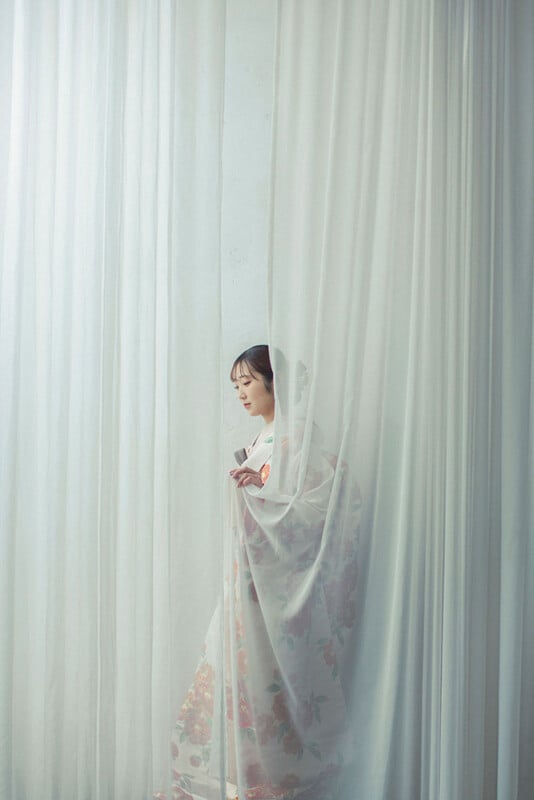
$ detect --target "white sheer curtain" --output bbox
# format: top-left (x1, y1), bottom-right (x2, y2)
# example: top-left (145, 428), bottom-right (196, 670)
top-left (269, 2), bottom-right (534, 799)
top-left (1, 1), bottom-right (533, 799)
top-left (1, 2), bottom-right (226, 798)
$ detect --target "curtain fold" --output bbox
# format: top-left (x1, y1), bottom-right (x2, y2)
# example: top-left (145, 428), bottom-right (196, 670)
top-left (1, 1), bottom-right (532, 799)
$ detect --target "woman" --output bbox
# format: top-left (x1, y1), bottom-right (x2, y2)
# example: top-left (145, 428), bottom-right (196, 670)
top-left (155, 346), bottom-right (360, 800)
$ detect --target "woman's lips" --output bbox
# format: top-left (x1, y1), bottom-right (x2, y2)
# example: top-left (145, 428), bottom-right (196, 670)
top-left (244, 403), bottom-right (251, 409)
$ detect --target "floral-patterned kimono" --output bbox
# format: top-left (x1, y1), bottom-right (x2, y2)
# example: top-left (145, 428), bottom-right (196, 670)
top-left (154, 423), bottom-right (361, 800)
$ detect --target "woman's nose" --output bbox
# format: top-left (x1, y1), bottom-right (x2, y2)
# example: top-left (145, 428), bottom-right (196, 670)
top-left (239, 389), bottom-right (246, 400)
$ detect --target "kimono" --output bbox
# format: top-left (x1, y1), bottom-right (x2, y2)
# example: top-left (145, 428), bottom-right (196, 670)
top-left (154, 423), bottom-right (361, 800)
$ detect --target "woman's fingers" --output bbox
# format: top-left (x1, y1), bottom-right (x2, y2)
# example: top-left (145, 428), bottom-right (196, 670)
top-left (232, 467), bottom-right (262, 488)
top-left (242, 477), bottom-right (262, 488)
top-left (232, 467), bottom-right (253, 478)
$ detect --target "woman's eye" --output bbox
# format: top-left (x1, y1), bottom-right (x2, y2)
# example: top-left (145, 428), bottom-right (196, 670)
top-left (243, 381), bottom-right (251, 386)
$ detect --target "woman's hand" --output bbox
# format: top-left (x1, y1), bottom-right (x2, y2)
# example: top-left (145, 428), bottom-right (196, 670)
top-left (229, 466), bottom-right (264, 488)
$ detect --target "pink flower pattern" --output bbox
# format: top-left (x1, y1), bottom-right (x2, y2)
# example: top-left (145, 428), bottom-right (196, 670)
top-left (176, 662), bottom-right (214, 746)
top-left (154, 437), bottom-right (360, 800)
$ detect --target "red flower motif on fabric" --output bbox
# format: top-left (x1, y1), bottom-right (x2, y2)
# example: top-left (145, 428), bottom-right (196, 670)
top-left (322, 639), bottom-right (337, 667)
top-left (238, 648), bottom-right (248, 676)
top-left (282, 727), bottom-right (302, 756)
top-left (272, 692), bottom-right (291, 724)
top-left (340, 594), bottom-right (356, 629)
top-left (181, 709), bottom-right (210, 745)
top-left (324, 555), bottom-right (358, 632)
top-left (280, 773), bottom-right (300, 790)
top-left (177, 661), bottom-right (214, 745)
top-left (257, 713), bottom-right (278, 745)
top-left (341, 559), bottom-right (358, 596)
top-left (228, 677), bottom-right (255, 729)
top-left (226, 683), bottom-right (233, 720)
top-left (246, 788), bottom-right (282, 800)
top-left (235, 617), bottom-right (245, 641)
top-left (246, 761), bottom-right (268, 787)
top-left (238, 688), bottom-right (254, 729)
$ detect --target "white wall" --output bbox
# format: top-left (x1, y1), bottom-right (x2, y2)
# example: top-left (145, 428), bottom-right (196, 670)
top-left (220, 0), bottom-right (276, 454)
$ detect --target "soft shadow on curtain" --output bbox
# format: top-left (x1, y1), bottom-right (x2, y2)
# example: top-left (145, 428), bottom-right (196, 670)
top-left (1, 1), bottom-right (533, 800)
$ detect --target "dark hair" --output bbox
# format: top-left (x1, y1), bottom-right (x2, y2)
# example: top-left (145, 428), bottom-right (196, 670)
top-left (230, 344), bottom-right (273, 394)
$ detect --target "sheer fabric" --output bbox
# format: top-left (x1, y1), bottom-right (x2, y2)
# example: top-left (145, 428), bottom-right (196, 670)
top-left (1, 1), bottom-right (533, 800)
top-left (155, 422), bottom-right (360, 800)
top-left (267, 2), bottom-right (534, 799)
top-left (0, 2), bottom-right (226, 798)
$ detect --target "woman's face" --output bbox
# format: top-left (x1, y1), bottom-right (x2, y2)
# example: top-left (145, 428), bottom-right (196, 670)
top-left (233, 365), bottom-right (274, 421)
